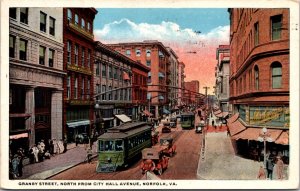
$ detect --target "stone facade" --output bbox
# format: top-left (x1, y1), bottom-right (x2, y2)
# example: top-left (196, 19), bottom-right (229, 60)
top-left (9, 7), bottom-right (64, 148)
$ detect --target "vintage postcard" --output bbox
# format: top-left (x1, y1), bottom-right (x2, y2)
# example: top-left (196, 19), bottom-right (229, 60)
top-left (1, 0), bottom-right (299, 189)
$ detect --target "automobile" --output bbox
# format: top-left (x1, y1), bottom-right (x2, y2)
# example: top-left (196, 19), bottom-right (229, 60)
top-left (140, 148), bottom-right (169, 175)
top-left (161, 122), bottom-right (171, 133)
top-left (170, 117), bottom-right (177, 128)
top-left (76, 133), bottom-right (89, 144)
top-left (159, 137), bottom-right (176, 157)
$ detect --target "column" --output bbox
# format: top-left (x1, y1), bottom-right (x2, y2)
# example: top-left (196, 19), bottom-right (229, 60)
top-left (51, 90), bottom-right (63, 140)
top-left (25, 87), bottom-right (35, 147)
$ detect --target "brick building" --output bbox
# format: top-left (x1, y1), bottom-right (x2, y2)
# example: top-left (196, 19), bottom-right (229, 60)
top-left (178, 62), bottom-right (186, 107)
top-left (9, 8), bottom-right (65, 150)
top-left (228, 8), bottom-right (289, 162)
top-left (108, 41), bottom-right (170, 118)
top-left (63, 8), bottom-right (97, 142)
top-left (184, 80), bottom-right (200, 106)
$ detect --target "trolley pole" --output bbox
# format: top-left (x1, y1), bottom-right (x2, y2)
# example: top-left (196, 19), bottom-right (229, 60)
top-left (201, 86), bottom-right (210, 161)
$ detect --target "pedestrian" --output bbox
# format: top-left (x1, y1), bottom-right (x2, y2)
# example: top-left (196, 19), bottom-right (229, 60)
top-left (63, 136), bottom-right (68, 153)
top-left (49, 139), bottom-right (54, 156)
top-left (86, 147), bottom-right (93, 163)
top-left (257, 165), bottom-right (266, 180)
top-left (266, 157), bottom-right (274, 180)
top-left (11, 154), bottom-right (20, 178)
top-left (32, 144), bottom-right (39, 163)
top-left (75, 135), bottom-right (79, 147)
top-left (17, 148), bottom-right (24, 177)
top-left (212, 120), bottom-right (215, 128)
top-left (276, 156), bottom-right (284, 180)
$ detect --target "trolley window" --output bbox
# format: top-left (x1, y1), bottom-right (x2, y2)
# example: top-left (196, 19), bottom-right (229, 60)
top-left (115, 140), bottom-right (123, 151)
top-left (105, 140), bottom-right (115, 151)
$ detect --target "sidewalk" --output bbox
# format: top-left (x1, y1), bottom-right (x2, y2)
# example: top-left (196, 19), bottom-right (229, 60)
top-left (20, 142), bottom-right (98, 180)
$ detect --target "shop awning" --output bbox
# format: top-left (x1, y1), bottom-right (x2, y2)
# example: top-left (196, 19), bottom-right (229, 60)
top-left (214, 110), bottom-right (222, 115)
top-left (215, 111), bottom-right (229, 118)
top-left (227, 113), bottom-right (239, 124)
top-left (9, 133), bottom-right (28, 139)
top-left (228, 119), bottom-right (246, 136)
top-left (158, 72), bottom-right (165, 78)
top-left (123, 71), bottom-right (130, 80)
top-left (67, 120), bottom-right (90, 128)
top-left (163, 108), bottom-right (171, 114)
top-left (275, 131), bottom-right (289, 145)
top-left (102, 117), bottom-right (114, 121)
top-left (115, 114), bottom-right (132, 123)
top-left (143, 110), bottom-right (153, 117)
top-left (232, 128), bottom-right (282, 141)
top-left (158, 95), bottom-right (164, 100)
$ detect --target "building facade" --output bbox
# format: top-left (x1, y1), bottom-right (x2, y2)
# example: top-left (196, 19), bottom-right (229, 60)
top-left (94, 41), bottom-right (133, 130)
top-left (9, 8), bottom-right (65, 150)
top-left (215, 45), bottom-right (230, 113)
top-left (62, 8), bottom-right (97, 142)
top-left (228, 8), bottom-right (289, 163)
top-left (178, 62), bottom-right (186, 107)
top-left (108, 41), bottom-right (170, 118)
top-left (184, 81), bottom-right (200, 106)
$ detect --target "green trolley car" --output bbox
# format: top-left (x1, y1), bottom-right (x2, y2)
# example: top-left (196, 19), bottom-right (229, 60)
top-left (180, 112), bottom-right (195, 129)
top-left (96, 122), bottom-right (152, 172)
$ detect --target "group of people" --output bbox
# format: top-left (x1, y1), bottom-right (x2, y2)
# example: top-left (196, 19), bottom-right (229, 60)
top-left (257, 155), bottom-right (286, 180)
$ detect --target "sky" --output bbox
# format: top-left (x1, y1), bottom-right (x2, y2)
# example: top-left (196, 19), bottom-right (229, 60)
top-left (94, 8), bottom-right (230, 94)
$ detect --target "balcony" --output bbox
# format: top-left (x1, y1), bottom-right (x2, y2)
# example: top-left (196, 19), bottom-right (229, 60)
top-left (67, 64), bottom-right (92, 75)
top-left (68, 22), bottom-right (94, 41)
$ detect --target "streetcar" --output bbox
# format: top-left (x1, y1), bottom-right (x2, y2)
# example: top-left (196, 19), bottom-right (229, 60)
top-left (96, 122), bottom-right (152, 172)
top-left (180, 112), bottom-right (195, 129)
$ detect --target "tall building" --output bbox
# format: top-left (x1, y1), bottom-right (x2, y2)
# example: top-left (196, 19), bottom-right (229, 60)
top-left (178, 62), bottom-right (186, 107)
top-left (94, 41), bottom-right (134, 130)
top-left (228, 8), bottom-right (289, 162)
top-left (9, 8), bottom-right (65, 150)
top-left (215, 45), bottom-right (230, 113)
top-left (62, 8), bottom-right (97, 142)
top-left (184, 81), bottom-right (200, 106)
top-left (108, 41), bottom-right (170, 118)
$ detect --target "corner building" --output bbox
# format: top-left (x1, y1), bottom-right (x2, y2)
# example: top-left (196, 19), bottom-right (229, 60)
top-left (228, 9), bottom-right (289, 163)
top-left (63, 8), bottom-right (97, 142)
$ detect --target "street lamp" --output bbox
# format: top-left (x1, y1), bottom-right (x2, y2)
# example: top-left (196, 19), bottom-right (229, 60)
top-left (94, 101), bottom-right (104, 135)
top-left (258, 127), bottom-right (272, 168)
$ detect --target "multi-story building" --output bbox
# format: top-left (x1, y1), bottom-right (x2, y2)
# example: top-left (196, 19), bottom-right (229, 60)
top-left (9, 8), bottom-right (65, 150)
top-left (108, 41), bottom-right (170, 118)
top-left (166, 47), bottom-right (179, 112)
top-left (94, 41), bottom-right (134, 130)
top-left (184, 81), bottom-right (200, 106)
top-left (62, 8), bottom-right (97, 142)
top-left (215, 45), bottom-right (230, 113)
top-left (228, 8), bottom-right (289, 162)
top-left (178, 62), bottom-right (186, 107)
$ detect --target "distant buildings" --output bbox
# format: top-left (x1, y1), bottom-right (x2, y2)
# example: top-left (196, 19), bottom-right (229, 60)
top-left (228, 8), bottom-right (289, 162)
top-left (9, 8), bottom-right (65, 150)
top-left (184, 81), bottom-right (200, 106)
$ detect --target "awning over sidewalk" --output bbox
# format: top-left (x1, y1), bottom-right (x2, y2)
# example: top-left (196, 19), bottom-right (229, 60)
top-left (67, 120), bottom-right (90, 128)
top-left (228, 119), bottom-right (246, 136)
top-left (275, 131), bottom-right (289, 145)
top-left (232, 128), bottom-right (282, 141)
top-left (227, 113), bottom-right (239, 124)
top-left (215, 111), bottom-right (229, 118)
top-left (115, 114), bottom-right (132, 123)
top-left (143, 110), bottom-right (153, 117)
top-left (214, 109), bottom-right (222, 115)
top-left (9, 133), bottom-right (28, 139)
top-left (163, 108), bottom-right (171, 114)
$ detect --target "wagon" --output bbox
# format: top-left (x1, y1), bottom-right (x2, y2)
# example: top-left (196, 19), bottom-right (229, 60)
top-left (140, 148), bottom-right (169, 175)
top-left (159, 137), bottom-right (176, 157)
top-left (161, 122), bottom-right (171, 133)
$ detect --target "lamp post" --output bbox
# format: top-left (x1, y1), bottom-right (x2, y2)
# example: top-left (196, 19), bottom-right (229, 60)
top-left (258, 127), bottom-right (272, 168)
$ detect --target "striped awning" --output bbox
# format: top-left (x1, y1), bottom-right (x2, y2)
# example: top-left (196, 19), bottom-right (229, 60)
top-left (123, 71), bottom-right (130, 80)
top-left (275, 131), bottom-right (289, 145)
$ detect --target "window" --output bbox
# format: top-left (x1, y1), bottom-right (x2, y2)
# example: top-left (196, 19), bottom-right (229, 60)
top-left (67, 9), bottom-right (72, 21)
top-left (67, 76), bottom-right (71, 99)
top-left (124, 89), bottom-right (127, 100)
top-left (114, 87), bottom-right (118, 100)
top-left (96, 84), bottom-right (100, 100)
top-left (126, 50), bottom-right (131, 56)
top-left (49, 49), bottom-right (54, 67)
top-left (67, 41), bottom-right (71, 64)
top-left (74, 77), bottom-right (78, 99)
top-left (96, 62), bottom-right (100, 76)
top-left (109, 66), bottom-right (112, 78)
top-left (9, 8), bottom-right (16, 19)
top-left (19, 39), bottom-right (27, 61)
top-left (146, 60), bottom-right (151, 67)
top-left (87, 50), bottom-right (91, 68)
top-left (75, 14), bottom-right (79, 25)
top-left (254, 65), bottom-right (259, 90)
top-left (49, 17), bottom-right (55, 36)
top-left (87, 79), bottom-right (90, 99)
top-left (20, 8), bottom-right (28, 24)
top-left (81, 47), bottom-right (85, 66)
top-left (271, 62), bottom-right (282, 89)
top-left (39, 46), bottom-right (46, 65)
top-left (108, 86), bottom-right (112, 100)
top-left (40, 12), bottom-right (47, 32)
top-left (254, 22), bottom-right (259, 46)
top-left (114, 67), bottom-right (118, 79)
top-left (271, 15), bottom-right (282, 41)
top-left (148, 76), bottom-right (151, 84)
top-left (87, 22), bottom-right (91, 32)
top-left (102, 85), bottom-right (106, 100)
top-left (81, 78), bottom-right (85, 99)
top-left (120, 88), bottom-right (123, 100)
top-left (9, 35), bottom-right (15, 58)
top-left (102, 64), bottom-right (107, 77)
top-left (81, 18), bottom-right (85, 29)
top-left (75, 44), bottom-right (78, 65)
top-left (136, 49), bottom-right (141, 56)
top-left (146, 49), bottom-right (151, 57)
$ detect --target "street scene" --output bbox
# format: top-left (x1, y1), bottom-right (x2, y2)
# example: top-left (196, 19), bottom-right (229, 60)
top-left (4, 4), bottom-right (296, 189)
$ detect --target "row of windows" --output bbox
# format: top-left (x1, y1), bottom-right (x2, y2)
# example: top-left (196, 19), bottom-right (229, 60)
top-left (67, 40), bottom-right (91, 68)
top-left (67, 9), bottom-right (92, 33)
top-left (10, 8), bottom-right (56, 37)
top-left (133, 88), bottom-right (147, 101)
top-left (234, 62), bottom-right (283, 95)
top-left (95, 84), bottom-right (131, 101)
top-left (9, 35), bottom-right (56, 67)
top-left (125, 49), bottom-right (151, 57)
top-left (132, 73), bottom-right (147, 85)
top-left (128, 131), bottom-right (151, 149)
top-left (67, 76), bottom-right (91, 100)
top-left (95, 62), bottom-right (130, 82)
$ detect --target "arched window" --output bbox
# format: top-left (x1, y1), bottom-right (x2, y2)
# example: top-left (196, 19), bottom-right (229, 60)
top-left (254, 65), bottom-right (259, 90)
top-left (271, 62), bottom-right (282, 89)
